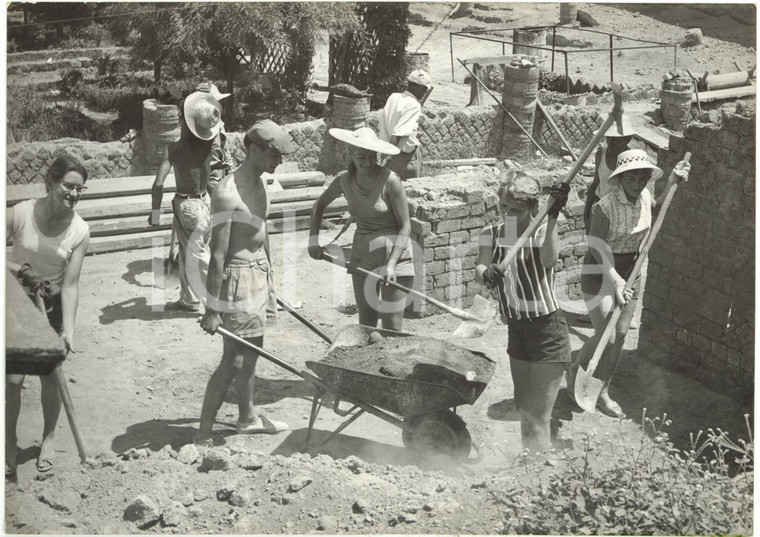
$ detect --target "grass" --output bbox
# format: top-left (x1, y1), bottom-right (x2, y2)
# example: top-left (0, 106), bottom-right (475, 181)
top-left (489, 411), bottom-right (753, 535)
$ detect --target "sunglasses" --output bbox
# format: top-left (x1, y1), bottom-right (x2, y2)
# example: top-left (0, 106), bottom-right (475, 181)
top-left (61, 181), bottom-right (88, 194)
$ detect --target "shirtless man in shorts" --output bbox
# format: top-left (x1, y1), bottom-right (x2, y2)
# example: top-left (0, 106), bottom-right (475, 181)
top-left (196, 120), bottom-right (293, 444)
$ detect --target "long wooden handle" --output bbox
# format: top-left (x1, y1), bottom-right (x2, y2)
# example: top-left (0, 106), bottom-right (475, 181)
top-left (321, 252), bottom-right (483, 322)
top-left (585, 151), bottom-right (692, 377)
top-left (498, 84), bottom-right (623, 272)
top-left (458, 58), bottom-right (550, 159)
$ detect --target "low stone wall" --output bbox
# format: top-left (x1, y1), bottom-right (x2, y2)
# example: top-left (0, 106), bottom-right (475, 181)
top-left (7, 138), bottom-right (137, 184)
top-left (535, 105), bottom-right (604, 156)
top-left (403, 165), bottom-right (586, 315)
top-left (7, 103), bottom-right (608, 184)
top-left (638, 107), bottom-right (755, 403)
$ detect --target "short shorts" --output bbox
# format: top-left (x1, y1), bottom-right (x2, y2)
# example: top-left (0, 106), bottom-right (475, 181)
top-left (220, 250), bottom-right (270, 339)
top-left (351, 231), bottom-right (415, 278)
top-left (28, 293), bottom-right (63, 335)
top-left (507, 310), bottom-right (571, 363)
top-left (580, 251), bottom-right (641, 298)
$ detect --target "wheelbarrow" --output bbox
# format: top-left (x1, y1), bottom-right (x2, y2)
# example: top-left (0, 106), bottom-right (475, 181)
top-left (217, 297), bottom-right (496, 461)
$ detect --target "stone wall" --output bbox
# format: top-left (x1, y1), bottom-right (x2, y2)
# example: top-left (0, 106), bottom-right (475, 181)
top-left (534, 104), bottom-right (604, 156)
top-left (638, 108), bottom-right (755, 403)
top-left (403, 165), bottom-right (586, 315)
top-left (7, 138), bottom-right (137, 184)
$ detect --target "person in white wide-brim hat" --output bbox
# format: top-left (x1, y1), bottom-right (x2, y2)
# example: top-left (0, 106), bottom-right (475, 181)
top-left (568, 149), bottom-right (691, 418)
top-left (308, 126), bottom-right (415, 331)
top-left (378, 69), bottom-right (433, 180)
top-left (583, 114), bottom-right (636, 231)
top-left (148, 91), bottom-right (222, 313)
top-left (196, 82), bottom-right (234, 195)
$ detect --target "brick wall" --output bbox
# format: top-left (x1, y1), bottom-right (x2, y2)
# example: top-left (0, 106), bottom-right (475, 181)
top-left (535, 104), bottom-right (604, 156)
top-left (638, 109), bottom-right (755, 403)
top-left (6, 138), bottom-right (137, 185)
top-left (403, 166), bottom-right (586, 315)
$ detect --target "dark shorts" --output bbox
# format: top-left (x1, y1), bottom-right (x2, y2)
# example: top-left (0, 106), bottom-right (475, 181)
top-left (507, 310), bottom-right (571, 363)
top-left (351, 231), bottom-right (415, 278)
top-left (28, 293), bottom-right (63, 335)
top-left (580, 252), bottom-right (641, 298)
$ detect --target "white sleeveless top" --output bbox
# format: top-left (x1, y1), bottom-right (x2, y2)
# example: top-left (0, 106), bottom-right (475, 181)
top-left (595, 145), bottom-right (615, 199)
top-left (10, 199), bottom-right (89, 292)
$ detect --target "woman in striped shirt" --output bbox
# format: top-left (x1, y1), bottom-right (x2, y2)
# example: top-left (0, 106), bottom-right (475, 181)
top-left (476, 171), bottom-right (570, 455)
top-left (568, 149), bottom-right (690, 417)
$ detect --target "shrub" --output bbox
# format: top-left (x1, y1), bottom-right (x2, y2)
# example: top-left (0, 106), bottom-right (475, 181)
top-left (490, 411), bottom-right (754, 535)
top-left (539, 67), bottom-right (568, 93)
top-left (8, 86), bottom-right (113, 143)
top-left (58, 68), bottom-right (85, 95)
top-left (60, 22), bottom-right (112, 49)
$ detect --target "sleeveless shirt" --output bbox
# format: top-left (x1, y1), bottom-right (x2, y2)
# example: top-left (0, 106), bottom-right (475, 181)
top-left (489, 222), bottom-right (558, 321)
top-left (339, 169), bottom-right (401, 235)
top-left (10, 199), bottom-right (89, 292)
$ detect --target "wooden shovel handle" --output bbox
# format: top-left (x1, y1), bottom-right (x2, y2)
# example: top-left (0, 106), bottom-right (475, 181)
top-left (321, 252), bottom-right (483, 322)
top-left (584, 152), bottom-right (692, 377)
top-left (498, 83), bottom-right (624, 273)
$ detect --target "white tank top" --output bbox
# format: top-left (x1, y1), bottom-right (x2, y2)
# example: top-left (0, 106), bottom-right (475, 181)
top-left (10, 199), bottom-right (89, 293)
top-left (595, 145), bottom-right (615, 199)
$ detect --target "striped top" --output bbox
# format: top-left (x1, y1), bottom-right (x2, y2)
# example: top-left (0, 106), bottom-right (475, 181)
top-left (595, 185), bottom-right (652, 254)
top-left (489, 222), bottom-right (558, 321)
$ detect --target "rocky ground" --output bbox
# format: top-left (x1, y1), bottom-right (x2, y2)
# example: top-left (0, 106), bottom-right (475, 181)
top-left (4, 3), bottom-right (756, 534)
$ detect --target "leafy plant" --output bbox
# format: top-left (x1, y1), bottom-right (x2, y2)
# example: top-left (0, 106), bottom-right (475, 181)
top-left (60, 22), bottom-right (112, 49)
top-left (539, 67), bottom-right (568, 93)
top-left (489, 411), bottom-right (754, 535)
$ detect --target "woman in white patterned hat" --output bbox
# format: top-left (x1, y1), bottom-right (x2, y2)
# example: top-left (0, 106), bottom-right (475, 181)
top-left (568, 149), bottom-right (690, 417)
top-left (308, 127), bottom-right (414, 331)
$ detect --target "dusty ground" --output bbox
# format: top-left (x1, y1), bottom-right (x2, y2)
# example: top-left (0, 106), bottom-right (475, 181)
top-left (4, 226), bottom-right (752, 534)
top-left (5, 3), bottom-right (756, 534)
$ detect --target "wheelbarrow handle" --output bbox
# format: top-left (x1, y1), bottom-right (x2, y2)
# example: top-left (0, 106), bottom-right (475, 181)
top-left (216, 326), bottom-right (304, 378)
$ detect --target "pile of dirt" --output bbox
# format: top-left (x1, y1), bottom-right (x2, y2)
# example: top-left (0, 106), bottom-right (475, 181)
top-left (5, 445), bottom-right (519, 534)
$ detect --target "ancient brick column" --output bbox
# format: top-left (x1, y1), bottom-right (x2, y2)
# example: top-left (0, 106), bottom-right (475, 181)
top-left (660, 77), bottom-right (693, 132)
top-left (142, 99), bottom-right (180, 175)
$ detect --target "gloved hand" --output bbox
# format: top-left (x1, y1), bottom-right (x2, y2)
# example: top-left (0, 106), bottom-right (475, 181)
top-left (548, 182), bottom-right (571, 219)
top-left (482, 263), bottom-right (504, 289)
top-left (671, 160), bottom-right (691, 183)
top-left (18, 263), bottom-right (52, 298)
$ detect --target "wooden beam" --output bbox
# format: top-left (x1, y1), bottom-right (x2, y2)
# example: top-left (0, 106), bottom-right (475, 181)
top-left (536, 99), bottom-right (577, 160)
top-left (463, 54), bottom-right (519, 66)
top-left (692, 84), bottom-right (756, 103)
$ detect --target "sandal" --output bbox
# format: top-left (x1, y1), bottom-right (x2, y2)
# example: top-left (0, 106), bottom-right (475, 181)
top-left (236, 416), bottom-right (289, 435)
top-left (36, 457), bottom-right (54, 473)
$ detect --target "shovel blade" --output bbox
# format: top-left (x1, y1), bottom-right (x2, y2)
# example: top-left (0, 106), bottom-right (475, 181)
top-left (574, 364), bottom-right (604, 413)
top-left (453, 295), bottom-right (495, 338)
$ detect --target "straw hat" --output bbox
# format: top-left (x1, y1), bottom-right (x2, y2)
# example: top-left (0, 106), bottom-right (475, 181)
top-left (597, 114), bottom-right (635, 138)
top-left (407, 69), bottom-right (432, 88)
top-left (196, 81), bottom-right (231, 101)
top-left (183, 92), bottom-right (222, 141)
top-left (607, 149), bottom-right (664, 186)
top-left (329, 127), bottom-right (400, 155)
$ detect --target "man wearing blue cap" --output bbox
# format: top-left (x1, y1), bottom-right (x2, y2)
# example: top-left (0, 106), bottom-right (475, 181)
top-left (196, 119), bottom-right (294, 443)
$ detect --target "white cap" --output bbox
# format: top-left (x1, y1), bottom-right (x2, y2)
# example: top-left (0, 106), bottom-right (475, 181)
top-left (407, 69), bottom-right (432, 88)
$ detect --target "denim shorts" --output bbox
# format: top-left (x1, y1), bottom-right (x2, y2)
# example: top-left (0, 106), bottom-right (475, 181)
top-left (507, 310), bottom-right (571, 363)
top-left (220, 251), bottom-right (270, 339)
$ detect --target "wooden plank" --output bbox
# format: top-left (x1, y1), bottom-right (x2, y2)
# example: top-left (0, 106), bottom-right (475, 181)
top-left (425, 158), bottom-right (499, 167)
top-left (463, 54), bottom-right (519, 66)
top-left (84, 212), bottom-right (345, 255)
top-left (5, 172), bottom-right (324, 206)
top-left (692, 84), bottom-right (756, 103)
top-left (84, 198), bottom-right (346, 238)
top-left (535, 99), bottom-right (578, 160)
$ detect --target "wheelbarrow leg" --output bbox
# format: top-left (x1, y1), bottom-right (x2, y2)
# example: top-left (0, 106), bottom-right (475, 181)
top-left (320, 409), bottom-right (366, 447)
top-left (306, 389), bottom-right (326, 443)
top-left (53, 365), bottom-right (88, 463)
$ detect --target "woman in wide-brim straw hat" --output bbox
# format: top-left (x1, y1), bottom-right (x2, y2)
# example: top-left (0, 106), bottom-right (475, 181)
top-left (568, 149), bottom-right (691, 417)
top-left (308, 127), bottom-right (415, 331)
top-left (183, 92), bottom-right (222, 141)
top-left (583, 114), bottom-right (636, 231)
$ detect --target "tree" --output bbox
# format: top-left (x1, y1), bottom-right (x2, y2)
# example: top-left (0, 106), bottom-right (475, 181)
top-left (105, 3), bottom-right (179, 84)
top-left (169, 3), bottom-right (359, 116)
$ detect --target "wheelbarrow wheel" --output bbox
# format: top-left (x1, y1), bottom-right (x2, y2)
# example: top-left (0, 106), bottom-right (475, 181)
top-left (402, 410), bottom-right (472, 461)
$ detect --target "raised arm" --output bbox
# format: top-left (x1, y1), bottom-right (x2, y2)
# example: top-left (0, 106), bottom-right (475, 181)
top-left (384, 173), bottom-right (412, 283)
top-left (539, 182), bottom-right (570, 268)
top-left (653, 159), bottom-right (691, 217)
top-left (308, 176), bottom-right (345, 260)
top-left (149, 146), bottom-right (172, 226)
top-left (60, 229), bottom-right (90, 353)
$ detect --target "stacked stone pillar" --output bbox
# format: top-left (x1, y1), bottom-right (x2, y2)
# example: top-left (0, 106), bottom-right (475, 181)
top-left (660, 76), bottom-right (693, 132)
top-left (323, 95), bottom-right (370, 174)
top-left (501, 60), bottom-right (539, 158)
top-left (142, 99), bottom-right (180, 175)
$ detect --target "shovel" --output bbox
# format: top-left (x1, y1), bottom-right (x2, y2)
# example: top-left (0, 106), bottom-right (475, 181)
top-left (321, 251), bottom-right (488, 327)
top-left (452, 294), bottom-right (497, 338)
top-left (574, 151), bottom-right (692, 412)
top-left (497, 82), bottom-right (624, 274)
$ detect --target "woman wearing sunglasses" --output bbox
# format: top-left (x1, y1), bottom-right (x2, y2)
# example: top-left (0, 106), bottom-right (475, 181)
top-left (6, 155), bottom-right (90, 476)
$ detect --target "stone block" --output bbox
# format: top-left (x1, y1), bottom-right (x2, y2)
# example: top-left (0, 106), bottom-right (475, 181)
top-left (435, 219), bottom-right (461, 234)
top-left (434, 246), bottom-right (455, 261)
top-left (460, 215), bottom-right (486, 230)
top-left (684, 123), bottom-right (713, 143)
top-left (426, 260), bottom-right (445, 276)
top-left (444, 285), bottom-right (465, 301)
top-left (449, 230), bottom-right (470, 245)
top-left (410, 218), bottom-right (431, 236)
